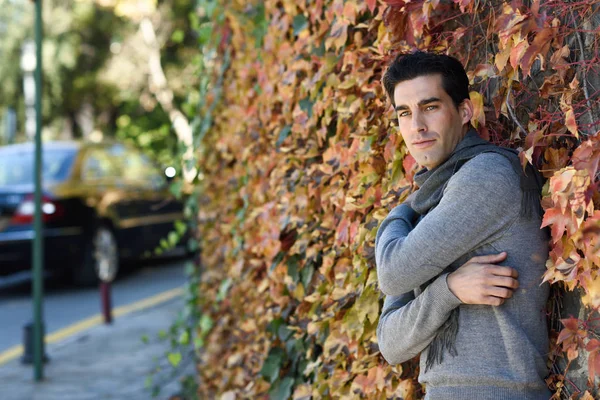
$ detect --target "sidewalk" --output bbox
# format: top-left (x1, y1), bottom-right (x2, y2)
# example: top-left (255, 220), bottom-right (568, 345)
top-left (0, 295), bottom-right (195, 400)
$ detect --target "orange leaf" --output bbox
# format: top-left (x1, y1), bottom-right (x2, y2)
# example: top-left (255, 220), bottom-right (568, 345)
top-left (564, 106), bottom-right (578, 137)
top-left (541, 208), bottom-right (574, 243)
top-left (509, 39), bottom-right (529, 71)
top-left (519, 27), bottom-right (555, 76)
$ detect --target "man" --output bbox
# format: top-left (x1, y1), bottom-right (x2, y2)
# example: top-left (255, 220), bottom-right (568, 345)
top-left (375, 51), bottom-right (550, 399)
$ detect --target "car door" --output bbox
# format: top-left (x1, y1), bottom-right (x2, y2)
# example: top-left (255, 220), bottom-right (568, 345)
top-left (119, 147), bottom-right (184, 255)
top-left (80, 145), bottom-right (143, 258)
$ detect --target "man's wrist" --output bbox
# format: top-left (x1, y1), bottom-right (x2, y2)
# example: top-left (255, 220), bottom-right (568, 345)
top-left (445, 272), bottom-right (463, 304)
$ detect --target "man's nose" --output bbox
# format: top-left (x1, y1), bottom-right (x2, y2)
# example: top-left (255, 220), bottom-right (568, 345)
top-left (411, 112), bottom-right (427, 132)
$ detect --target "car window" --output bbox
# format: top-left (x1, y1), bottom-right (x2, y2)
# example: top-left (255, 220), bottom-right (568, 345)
top-left (118, 148), bottom-right (165, 188)
top-left (81, 148), bottom-right (119, 181)
top-left (0, 148), bottom-right (76, 186)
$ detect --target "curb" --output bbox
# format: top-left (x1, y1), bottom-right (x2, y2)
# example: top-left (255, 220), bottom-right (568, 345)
top-left (0, 286), bottom-right (184, 366)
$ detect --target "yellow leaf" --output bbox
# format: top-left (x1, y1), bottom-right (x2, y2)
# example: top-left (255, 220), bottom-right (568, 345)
top-left (469, 91), bottom-right (485, 128)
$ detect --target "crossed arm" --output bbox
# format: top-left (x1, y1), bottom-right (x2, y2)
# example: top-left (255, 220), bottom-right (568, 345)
top-left (375, 154), bottom-right (522, 364)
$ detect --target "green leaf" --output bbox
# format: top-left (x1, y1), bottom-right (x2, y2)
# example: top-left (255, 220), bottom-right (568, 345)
top-left (198, 24), bottom-right (213, 45)
top-left (217, 278), bottom-right (232, 302)
top-left (293, 14), bottom-right (308, 35)
top-left (174, 220), bottom-right (187, 235)
top-left (167, 352), bottom-right (182, 367)
top-left (168, 231), bottom-right (179, 247)
top-left (260, 348), bottom-right (285, 383)
top-left (267, 318), bottom-right (284, 336)
top-left (179, 330), bottom-right (190, 345)
top-left (169, 180), bottom-right (183, 198)
top-left (287, 256), bottom-right (300, 283)
top-left (300, 263), bottom-right (314, 289)
top-left (171, 29), bottom-right (185, 43)
top-left (277, 324), bottom-right (293, 342)
top-left (270, 251), bottom-right (285, 271)
top-left (144, 375), bottom-right (153, 390)
top-left (299, 97), bottom-right (313, 118)
top-left (276, 125), bottom-right (292, 149)
top-left (187, 238), bottom-right (199, 252)
top-left (200, 314), bottom-right (214, 333)
top-left (269, 376), bottom-right (294, 400)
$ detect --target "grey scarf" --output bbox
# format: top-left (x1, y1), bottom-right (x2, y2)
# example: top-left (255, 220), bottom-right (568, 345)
top-left (411, 129), bottom-right (544, 371)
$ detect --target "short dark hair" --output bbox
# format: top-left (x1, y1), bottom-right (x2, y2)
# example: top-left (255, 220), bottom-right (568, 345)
top-left (382, 51), bottom-right (470, 109)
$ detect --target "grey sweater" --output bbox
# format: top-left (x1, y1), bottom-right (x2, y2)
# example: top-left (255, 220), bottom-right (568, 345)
top-left (375, 153), bottom-right (550, 400)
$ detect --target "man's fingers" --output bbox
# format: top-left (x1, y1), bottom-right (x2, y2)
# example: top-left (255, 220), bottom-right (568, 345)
top-left (484, 265), bottom-right (519, 278)
top-left (466, 252), bottom-right (507, 265)
top-left (489, 276), bottom-right (519, 289)
top-left (484, 296), bottom-right (506, 306)
top-left (487, 286), bottom-right (514, 299)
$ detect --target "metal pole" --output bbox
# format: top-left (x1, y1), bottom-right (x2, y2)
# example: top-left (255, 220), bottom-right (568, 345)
top-left (32, 0), bottom-right (45, 382)
top-left (100, 282), bottom-right (113, 324)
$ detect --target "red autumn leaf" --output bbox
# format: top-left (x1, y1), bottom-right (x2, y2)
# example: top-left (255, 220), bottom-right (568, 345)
top-left (586, 339), bottom-right (600, 378)
top-left (561, 316), bottom-right (579, 332)
top-left (402, 154), bottom-right (417, 181)
top-left (453, 0), bottom-right (473, 13)
top-left (541, 208), bottom-right (574, 243)
top-left (384, 0), bottom-right (407, 6)
top-left (509, 40), bottom-right (529, 71)
top-left (336, 217), bottom-right (350, 245)
top-left (572, 140), bottom-right (600, 179)
top-left (367, 0), bottom-right (377, 13)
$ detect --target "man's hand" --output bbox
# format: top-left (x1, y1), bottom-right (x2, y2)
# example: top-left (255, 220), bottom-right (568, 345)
top-left (447, 252), bottom-right (519, 306)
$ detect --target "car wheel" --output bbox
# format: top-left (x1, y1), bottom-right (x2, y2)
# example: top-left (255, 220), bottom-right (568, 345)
top-left (73, 225), bottom-right (119, 286)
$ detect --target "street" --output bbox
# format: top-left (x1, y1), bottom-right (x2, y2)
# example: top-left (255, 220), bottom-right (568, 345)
top-left (0, 255), bottom-right (190, 354)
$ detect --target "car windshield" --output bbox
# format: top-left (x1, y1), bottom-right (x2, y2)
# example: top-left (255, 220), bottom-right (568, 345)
top-left (0, 147), bottom-right (77, 186)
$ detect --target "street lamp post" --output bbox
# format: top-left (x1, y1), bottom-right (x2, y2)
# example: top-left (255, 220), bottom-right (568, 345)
top-left (20, 0), bottom-right (45, 382)
top-left (32, 0), bottom-right (44, 381)
top-left (21, 41), bottom-right (36, 140)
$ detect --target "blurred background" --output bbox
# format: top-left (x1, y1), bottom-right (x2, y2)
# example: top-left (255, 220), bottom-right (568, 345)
top-left (0, 2), bottom-right (201, 391)
top-left (0, 0), bottom-right (199, 165)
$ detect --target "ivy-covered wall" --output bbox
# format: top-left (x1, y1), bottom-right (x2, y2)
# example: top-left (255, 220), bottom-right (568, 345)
top-left (193, 1), bottom-right (600, 398)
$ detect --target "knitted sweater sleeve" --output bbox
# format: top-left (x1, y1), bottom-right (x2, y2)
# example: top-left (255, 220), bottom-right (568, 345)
top-left (375, 153), bottom-right (519, 296)
top-left (377, 272), bottom-right (462, 365)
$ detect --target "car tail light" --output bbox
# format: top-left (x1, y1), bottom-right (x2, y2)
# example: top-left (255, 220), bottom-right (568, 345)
top-left (10, 194), bottom-right (65, 224)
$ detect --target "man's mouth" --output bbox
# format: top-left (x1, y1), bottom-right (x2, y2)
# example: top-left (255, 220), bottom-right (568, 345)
top-left (412, 139), bottom-right (436, 149)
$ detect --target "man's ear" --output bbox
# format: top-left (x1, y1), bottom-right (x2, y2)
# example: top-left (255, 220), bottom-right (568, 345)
top-left (459, 98), bottom-right (474, 125)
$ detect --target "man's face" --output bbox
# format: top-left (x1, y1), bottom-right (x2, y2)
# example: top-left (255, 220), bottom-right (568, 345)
top-left (393, 74), bottom-right (473, 170)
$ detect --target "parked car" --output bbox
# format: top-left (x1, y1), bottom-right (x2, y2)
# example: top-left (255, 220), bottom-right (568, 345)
top-left (0, 140), bottom-right (187, 285)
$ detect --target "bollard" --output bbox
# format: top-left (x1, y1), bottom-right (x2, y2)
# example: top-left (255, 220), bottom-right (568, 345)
top-left (100, 281), bottom-right (113, 324)
top-left (21, 322), bottom-right (49, 364)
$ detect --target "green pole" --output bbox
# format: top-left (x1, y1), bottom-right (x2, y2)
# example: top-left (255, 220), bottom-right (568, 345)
top-left (32, 0), bottom-right (44, 381)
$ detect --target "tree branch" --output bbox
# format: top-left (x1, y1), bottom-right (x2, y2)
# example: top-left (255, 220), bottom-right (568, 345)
top-left (506, 87), bottom-right (527, 137)
top-left (570, 9), bottom-right (596, 136)
top-left (140, 17), bottom-right (196, 183)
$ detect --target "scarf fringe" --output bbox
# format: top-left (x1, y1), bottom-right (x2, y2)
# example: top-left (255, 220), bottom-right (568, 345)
top-left (425, 308), bottom-right (459, 371)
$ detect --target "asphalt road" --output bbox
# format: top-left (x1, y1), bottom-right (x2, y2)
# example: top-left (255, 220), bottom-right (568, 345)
top-left (0, 255), bottom-right (190, 354)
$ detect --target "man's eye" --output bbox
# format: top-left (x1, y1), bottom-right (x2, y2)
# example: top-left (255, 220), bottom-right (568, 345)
top-left (398, 111), bottom-right (410, 117)
top-left (425, 105), bottom-right (437, 111)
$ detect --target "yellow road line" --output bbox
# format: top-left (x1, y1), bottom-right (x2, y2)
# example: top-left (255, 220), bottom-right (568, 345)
top-left (0, 286), bottom-right (183, 367)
